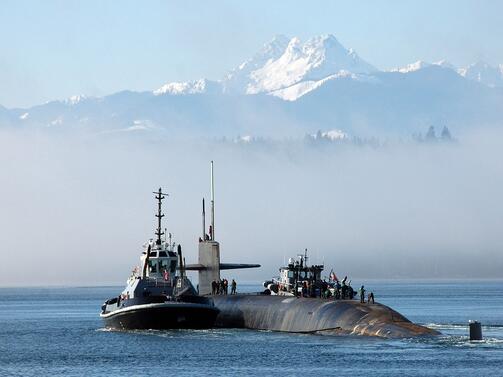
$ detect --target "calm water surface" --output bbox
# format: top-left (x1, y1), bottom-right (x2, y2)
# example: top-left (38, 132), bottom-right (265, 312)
top-left (0, 281), bottom-right (502, 376)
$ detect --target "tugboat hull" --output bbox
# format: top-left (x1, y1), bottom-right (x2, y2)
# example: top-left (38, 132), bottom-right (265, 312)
top-left (101, 302), bottom-right (219, 330)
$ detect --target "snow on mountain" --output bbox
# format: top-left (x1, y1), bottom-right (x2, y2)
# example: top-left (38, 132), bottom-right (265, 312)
top-left (435, 60), bottom-right (456, 70)
top-left (222, 34), bottom-right (376, 95)
top-left (389, 60), bottom-right (455, 73)
top-left (458, 61), bottom-right (503, 87)
top-left (243, 34), bottom-right (376, 94)
top-left (270, 71), bottom-right (380, 101)
top-left (222, 35), bottom-right (290, 94)
top-left (3, 34), bottom-right (503, 137)
top-left (63, 94), bottom-right (87, 105)
top-left (157, 34), bottom-right (376, 100)
top-left (154, 78), bottom-right (220, 95)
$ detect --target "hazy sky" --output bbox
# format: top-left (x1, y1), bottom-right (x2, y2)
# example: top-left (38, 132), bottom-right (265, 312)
top-left (1, 0), bottom-right (503, 108)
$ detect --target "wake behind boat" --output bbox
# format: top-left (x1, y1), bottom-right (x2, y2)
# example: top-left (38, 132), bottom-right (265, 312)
top-left (100, 188), bottom-right (219, 330)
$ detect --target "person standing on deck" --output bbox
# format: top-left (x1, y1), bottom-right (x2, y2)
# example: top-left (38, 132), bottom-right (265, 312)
top-left (368, 292), bottom-right (375, 304)
top-left (359, 285), bottom-right (366, 303)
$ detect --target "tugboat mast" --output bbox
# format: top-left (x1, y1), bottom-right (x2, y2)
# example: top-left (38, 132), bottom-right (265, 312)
top-left (153, 188), bottom-right (167, 245)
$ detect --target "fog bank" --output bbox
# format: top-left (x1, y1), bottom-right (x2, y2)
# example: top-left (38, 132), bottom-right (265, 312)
top-left (0, 129), bottom-right (502, 286)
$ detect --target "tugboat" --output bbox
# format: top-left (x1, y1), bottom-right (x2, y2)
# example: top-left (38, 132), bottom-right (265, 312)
top-left (262, 249), bottom-right (356, 299)
top-left (263, 249), bottom-right (326, 297)
top-left (100, 188), bottom-right (219, 330)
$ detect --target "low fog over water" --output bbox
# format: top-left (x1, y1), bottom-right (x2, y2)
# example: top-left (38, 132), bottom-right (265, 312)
top-left (0, 129), bottom-right (502, 286)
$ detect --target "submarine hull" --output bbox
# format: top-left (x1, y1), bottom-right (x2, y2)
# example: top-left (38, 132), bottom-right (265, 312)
top-left (212, 295), bottom-right (439, 338)
top-left (100, 302), bottom-right (219, 330)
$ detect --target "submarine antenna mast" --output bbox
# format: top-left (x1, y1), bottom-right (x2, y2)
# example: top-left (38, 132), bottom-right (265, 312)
top-left (153, 188), bottom-right (167, 245)
top-left (202, 198), bottom-right (206, 240)
top-left (210, 161), bottom-right (215, 241)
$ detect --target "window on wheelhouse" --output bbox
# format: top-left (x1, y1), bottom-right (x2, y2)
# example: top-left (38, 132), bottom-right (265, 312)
top-left (148, 260), bottom-right (157, 273)
top-left (159, 259), bottom-right (170, 273)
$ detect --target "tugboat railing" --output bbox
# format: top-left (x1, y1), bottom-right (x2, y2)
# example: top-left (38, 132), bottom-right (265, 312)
top-left (142, 277), bottom-right (173, 288)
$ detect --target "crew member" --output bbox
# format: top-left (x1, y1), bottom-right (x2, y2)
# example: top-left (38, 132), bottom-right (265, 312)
top-left (368, 292), bottom-right (375, 304)
top-left (231, 279), bottom-right (237, 294)
top-left (359, 285), bottom-right (366, 303)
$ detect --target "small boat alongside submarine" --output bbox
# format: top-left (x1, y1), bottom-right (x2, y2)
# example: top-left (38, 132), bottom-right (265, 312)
top-left (100, 189), bottom-right (219, 330)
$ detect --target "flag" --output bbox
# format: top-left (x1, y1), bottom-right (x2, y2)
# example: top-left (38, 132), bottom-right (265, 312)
top-left (330, 270), bottom-right (338, 282)
top-left (163, 269), bottom-right (170, 281)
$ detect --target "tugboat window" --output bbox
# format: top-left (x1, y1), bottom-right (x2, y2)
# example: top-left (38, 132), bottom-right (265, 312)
top-left (159, 259), bottom-right (169, 271)
top-left (149, 260), bottom-right (157, 273)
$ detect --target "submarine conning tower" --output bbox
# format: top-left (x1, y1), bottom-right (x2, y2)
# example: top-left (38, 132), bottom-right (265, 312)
top-left (198, 240), bottom-right (221, 295)
top-left (186, 161), bottom-right (260, 295)
top-left (198, 161), bottom-right (220, 295)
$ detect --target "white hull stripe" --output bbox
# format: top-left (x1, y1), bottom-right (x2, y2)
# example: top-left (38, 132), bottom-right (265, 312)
top-left (100, 302), bottom-right (215, 318)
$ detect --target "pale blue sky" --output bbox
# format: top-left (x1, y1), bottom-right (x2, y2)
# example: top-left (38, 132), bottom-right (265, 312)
top-left (1, 0), bottom-right (502, 108)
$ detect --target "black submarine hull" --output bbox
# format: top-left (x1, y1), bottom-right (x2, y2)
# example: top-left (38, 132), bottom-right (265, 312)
top-left (101, 302), bottom-right (219, 330)
top-left (212, 294), bottom-right (439, 338)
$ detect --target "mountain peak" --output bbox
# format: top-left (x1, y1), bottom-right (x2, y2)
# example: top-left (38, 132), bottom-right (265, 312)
top-left (307, 34), bottom-right (342, 48)
top-left (63, 94), bottom-right (87, 105)
top-left (154, 78), bottom-right (219, 96)
top-left (224, 34), bottom-right (376, 95)
top-left (390, 60), bottom-right (455, 73)
top-left (458, 61), bottom-right (503, 87)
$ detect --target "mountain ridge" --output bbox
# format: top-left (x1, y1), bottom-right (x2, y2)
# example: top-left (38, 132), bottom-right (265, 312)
top-left (2, 34), bottom-right (503, 138)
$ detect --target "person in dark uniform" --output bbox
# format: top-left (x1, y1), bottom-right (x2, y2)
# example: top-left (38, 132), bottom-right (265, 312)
top-left (368, 292), bottom-right (375, 304)
top-left (359, 285), bottom-right (366, 303)
top-left (231, 279), bottom-right (237, 294)
top-left (211, 280), bottom-right (217, 295)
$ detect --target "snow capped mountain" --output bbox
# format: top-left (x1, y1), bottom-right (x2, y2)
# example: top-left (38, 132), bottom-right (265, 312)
top-left (224, 34), bottom-right (376, 95)
top-left (2, 34), bottom-right (503, 139)
top-left (63, 94), bottom-right (88, 105)
top-left (458, 61), bottom-right (503, 87)
top-left (154, 78), bottom-right (220, 95)
top-left (152, 36), bottom-right (503, 103)
top-left (270, 71), bottom-right (380, 101)
top-left (222, 34), bottom-right (290, 94)
top-left (390, 60), bottom-right (455, 73)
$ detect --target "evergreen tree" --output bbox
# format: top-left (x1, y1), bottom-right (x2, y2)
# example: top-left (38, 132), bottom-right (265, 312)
top-left (425, 126), bottom-right (436, 141)
top-left (440, 126), bottom-right (452, 141)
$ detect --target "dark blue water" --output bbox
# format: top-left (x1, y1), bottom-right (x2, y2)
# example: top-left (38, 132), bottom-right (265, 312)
top-left (0, 281), bottom-right (502, 376)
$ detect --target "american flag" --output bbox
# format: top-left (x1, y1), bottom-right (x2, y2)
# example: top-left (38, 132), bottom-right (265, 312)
top-left (329, 269), bottom-right (338, 282)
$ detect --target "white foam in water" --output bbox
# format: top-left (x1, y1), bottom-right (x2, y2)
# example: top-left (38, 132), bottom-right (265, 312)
top-left (426, 323), bottom-right (469, 330)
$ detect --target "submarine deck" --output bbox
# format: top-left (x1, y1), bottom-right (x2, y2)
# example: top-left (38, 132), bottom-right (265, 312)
top-left (211, 294), bottom-right (439, 338)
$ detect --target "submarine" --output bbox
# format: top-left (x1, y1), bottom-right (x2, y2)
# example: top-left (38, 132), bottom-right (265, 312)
top-left (186, 162), bottom-right (439, 339)
top-left (100, 188), bottom-right (219, 330)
